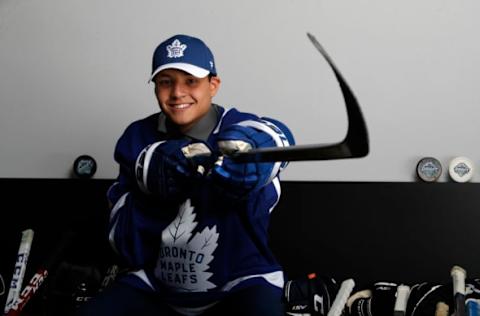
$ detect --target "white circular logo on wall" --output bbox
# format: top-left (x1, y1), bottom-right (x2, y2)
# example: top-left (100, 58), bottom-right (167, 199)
top-left (448, 156), bottom-right (474, 183)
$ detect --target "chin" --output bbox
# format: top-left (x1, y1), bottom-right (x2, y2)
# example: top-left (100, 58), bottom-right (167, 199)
top-left (171, 118), bottom-right (194, 131)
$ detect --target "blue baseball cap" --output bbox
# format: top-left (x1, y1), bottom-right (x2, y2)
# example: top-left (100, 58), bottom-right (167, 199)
top-left (149, 34), bottom-right (217, 82)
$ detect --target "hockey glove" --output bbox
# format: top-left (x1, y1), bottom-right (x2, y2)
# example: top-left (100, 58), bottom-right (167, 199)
top-left (135, 139), bottom-right (213, 199)
top-left (346, 281), bottom-right (397, 316)
top-left (405, 278), bottom-right (480, 316)
top-left (210, 124), bottom-right (277, 198)
top-left (283, 273), bottom-right (339, 315)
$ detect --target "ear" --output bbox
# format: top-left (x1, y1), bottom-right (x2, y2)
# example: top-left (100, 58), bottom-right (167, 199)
top-left (209, 76), bottom-right (221, 97)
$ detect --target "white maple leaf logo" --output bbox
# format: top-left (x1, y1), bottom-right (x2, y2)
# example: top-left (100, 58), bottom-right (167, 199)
top-left (155, 199), bottom-right (219, 292)
top-left (167, 39), bottom-right (187, 58)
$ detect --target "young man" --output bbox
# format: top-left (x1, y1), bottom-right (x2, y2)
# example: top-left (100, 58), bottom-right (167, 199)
top-left (77, 34), bottom-right (294, 316)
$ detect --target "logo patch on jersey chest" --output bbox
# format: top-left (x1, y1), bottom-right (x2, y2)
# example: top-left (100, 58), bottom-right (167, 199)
top-left (155, 199), bottom-right (218, 291)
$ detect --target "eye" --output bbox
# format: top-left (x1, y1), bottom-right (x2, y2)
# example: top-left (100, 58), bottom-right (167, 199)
top-left (156, 78), bottom-right (172, 87)
top-left (186, 77), bottom-right (198, 86)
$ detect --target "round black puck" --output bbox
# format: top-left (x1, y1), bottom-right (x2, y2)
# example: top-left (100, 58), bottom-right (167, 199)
top-left (73, 155), bottom-right (97, 179)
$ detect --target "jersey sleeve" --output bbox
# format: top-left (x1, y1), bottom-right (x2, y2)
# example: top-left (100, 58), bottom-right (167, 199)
top-left (228, 115), bottom-right (295, 180)
top-left (258, 116), bottom-right (296, 172)
top-left (106, 119), bottom-right (170, 269)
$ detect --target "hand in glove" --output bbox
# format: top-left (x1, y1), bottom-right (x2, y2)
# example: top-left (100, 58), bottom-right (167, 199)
top-left (210, 124), bottom-right (277, 198)
top-left (135, 139), bottom-right (213, 199)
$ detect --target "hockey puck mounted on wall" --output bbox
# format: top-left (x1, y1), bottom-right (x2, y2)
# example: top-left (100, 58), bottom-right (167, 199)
top-left (73, 155), bottom-right (97, 179)
top-left (448, 156), bottom-right (474, 183)
top-left (416, 157), bottom-right (442, 182)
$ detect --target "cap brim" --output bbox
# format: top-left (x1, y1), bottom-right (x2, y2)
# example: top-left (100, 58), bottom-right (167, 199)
top-left (149, 63), bottom-right (210, 82)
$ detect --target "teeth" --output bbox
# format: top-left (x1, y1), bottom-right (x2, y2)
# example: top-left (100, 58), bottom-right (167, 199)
top-left (173, 103), bottom-right (190, 109)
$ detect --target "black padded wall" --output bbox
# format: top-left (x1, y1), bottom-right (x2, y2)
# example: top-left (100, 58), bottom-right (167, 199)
top-left (0, 179), bottom-right (479, 304)
top-left (270, 181), bottom-right (480, 287)
top-left (0, 178), bottom-right (115, 311)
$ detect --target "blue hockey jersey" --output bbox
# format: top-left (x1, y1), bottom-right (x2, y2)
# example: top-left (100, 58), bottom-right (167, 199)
top-left (107, 104), bottom-right (294, 308)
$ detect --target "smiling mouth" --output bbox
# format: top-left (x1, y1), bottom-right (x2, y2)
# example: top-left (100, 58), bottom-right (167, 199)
top-left (170, 103), bottom-right (192, 109)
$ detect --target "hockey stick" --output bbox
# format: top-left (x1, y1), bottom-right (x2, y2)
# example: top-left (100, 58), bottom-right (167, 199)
top-left (232, 32), bottom-right (369, 163)
top-left (5, 230), bottom-right (76, 316)
top-left (451, 265), bottom-right (467, 316)
top-left (393, 284), bottom-right (410, 316)
top-left (327, 278), bottom-right (355, 316)
top-left (0, 275), bottom-right (5, 297)
top-left (3, 229), bottom-right (34, 315)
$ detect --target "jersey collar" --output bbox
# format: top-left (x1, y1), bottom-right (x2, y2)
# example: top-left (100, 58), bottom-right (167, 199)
top-left (157, 104), bottom-right (221, 141)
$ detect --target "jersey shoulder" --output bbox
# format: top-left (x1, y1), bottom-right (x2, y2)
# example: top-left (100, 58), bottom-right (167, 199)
top-left (218, 107), bottom-right (295, 146)
top-left (114, 113), bottom-right (163, 163)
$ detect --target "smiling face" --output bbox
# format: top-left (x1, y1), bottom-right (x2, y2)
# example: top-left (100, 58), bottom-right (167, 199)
top-left (153, 69), bottom-right (221, 133)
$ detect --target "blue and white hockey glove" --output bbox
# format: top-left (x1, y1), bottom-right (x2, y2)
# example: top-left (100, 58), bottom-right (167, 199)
top-left (135, 139), bottom-right (212, 199)
top-left (210, 124), bottom-right (279, 198)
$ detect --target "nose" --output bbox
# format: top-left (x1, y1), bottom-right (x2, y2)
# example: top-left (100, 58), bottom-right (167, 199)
top-left (170, 82), bottom-right (186, 99)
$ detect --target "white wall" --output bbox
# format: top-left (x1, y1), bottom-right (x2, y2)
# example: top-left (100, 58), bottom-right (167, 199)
top-left (1, 0), bottom-right (479, 181)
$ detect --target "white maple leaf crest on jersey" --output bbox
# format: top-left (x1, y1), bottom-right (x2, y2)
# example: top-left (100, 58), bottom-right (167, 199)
top-left (167, 39), bottom-right (187, 58)
top-left (155, 199), bottom-right (219, 292)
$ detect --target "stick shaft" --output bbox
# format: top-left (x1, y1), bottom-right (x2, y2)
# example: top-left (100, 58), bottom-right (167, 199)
top-left (5, 230), bottom-right (76, 316)
top-left (4, 269), bottom-right (48, 316)
top-left (393, 284), bottom-right (410, 316)
top-left (3, 229), bottom-right (34, 314)
top-left (327, 279), bottom-right (355, 316)
top-left (451, 265), bottom-right (467, 316)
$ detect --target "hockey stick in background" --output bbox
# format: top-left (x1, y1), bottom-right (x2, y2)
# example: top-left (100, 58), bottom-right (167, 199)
top-left (3, 229), bottom-right (34, 315)
top-left (327, 278), bottom-right (355, 316)
top-left (232, 32), bottom-right (369, 163)
top-left (5, 230), bottom-right (76, 316)
top-left (393, 284), bottom-right (410, 316)
top-left (451, 265), bottom-right (467, 316)
top-left (0, 275), bottom-right (5, 297)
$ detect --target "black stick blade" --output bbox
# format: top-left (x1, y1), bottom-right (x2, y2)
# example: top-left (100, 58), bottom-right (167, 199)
top-left (233, 33), bottom-right (369, 163)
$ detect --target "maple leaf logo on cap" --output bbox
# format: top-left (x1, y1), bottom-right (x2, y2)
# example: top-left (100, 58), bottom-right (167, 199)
top-left (167, 39), bottom-right (187, 58)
